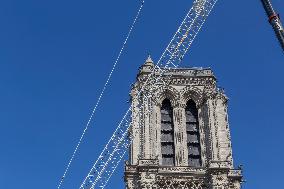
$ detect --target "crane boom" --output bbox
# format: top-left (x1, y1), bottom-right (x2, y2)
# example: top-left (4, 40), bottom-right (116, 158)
top-left (260, 0), bottom-right (284, 51)
top-left (79, 1), bottom-right (218, 188)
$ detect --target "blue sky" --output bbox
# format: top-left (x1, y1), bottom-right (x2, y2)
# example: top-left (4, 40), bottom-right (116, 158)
top-left (0, 0), bottom-right (283, 188)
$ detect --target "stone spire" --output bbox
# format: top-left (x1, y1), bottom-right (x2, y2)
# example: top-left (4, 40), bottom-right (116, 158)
top-left (139, 55), bottom-right (154, 74)
top-left (144, 55), bottom-right (154, 66)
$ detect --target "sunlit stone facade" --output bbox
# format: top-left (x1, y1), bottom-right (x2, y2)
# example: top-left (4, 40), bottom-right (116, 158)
top-left (124, 57), bottom-right (243, 189)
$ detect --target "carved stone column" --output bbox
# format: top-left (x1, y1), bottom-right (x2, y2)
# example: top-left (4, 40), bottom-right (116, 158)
top-left (173, 105), bottom-right (188, 166)
top-left (205, 96), bottom-right (219, 161)
top-left (152, 105), bottom-right (161, 163)
top-left (130, 90), bottom-right (140, 165)
top-left (197, 103), bottom-right (208, 166)
top-left (141, 93), bottom-right (151, 159)
top-left (215, 93), bottom-right (233, 167)
top-left (205, 92), bottom-right (234, 167)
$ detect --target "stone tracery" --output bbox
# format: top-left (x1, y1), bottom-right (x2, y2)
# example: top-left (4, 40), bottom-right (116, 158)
top-left (125, 61), bottom-right (243, 189)
top-left (152, 85), bottom-right (181, 108)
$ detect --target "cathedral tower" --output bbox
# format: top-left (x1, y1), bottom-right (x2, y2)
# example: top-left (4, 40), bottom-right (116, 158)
top-left (124, 57), bottom-right (243, 189)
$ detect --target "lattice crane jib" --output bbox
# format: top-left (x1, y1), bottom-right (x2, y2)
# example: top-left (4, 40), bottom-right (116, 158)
top-left (80, 0), bottom-right (218, 188)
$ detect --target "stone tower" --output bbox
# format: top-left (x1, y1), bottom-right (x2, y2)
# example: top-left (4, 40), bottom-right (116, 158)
top-left (124, 56), bottom-right (243, 189)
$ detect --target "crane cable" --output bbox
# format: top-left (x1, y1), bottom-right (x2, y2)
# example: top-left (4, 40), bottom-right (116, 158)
top-left (57, 1), bottom-right (145, 188)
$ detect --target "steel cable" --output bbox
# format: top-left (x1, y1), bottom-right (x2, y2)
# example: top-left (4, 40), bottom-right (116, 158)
top-left (57, 1), bottom-right (145, 188)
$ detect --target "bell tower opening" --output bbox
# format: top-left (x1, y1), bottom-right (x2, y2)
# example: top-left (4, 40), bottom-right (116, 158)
top-left (160, 99), bottom-right (175, 166)
top-left (185, 99), bottom-right (202, 167)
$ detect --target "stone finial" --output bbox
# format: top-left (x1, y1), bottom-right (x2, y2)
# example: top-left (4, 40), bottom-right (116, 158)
top-left (144, 55), bottom-right (154, 66)
top-left (139, 55), bottom-right (154, 74)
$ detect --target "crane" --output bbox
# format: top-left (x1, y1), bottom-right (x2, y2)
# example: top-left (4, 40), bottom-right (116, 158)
top-left (260, 0), bottom-right (284, 51)
top-left (79, 0), bottom-right (218, 188)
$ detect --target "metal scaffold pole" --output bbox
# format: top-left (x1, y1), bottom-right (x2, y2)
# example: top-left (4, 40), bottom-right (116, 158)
top-left (260, 0), bottom-right (284, 52)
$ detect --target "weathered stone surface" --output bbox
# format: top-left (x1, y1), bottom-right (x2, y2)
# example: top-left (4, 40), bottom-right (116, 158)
top-left (125, 59), bottom-right (242, 189)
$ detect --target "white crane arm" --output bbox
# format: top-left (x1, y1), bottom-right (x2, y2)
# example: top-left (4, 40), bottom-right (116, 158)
top-left (80, 1), bottom-right (218, 188)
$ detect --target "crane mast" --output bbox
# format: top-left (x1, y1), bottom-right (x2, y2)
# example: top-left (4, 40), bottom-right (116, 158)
top-left (79, 0), bottom-right (218, 188)
top-left (260, 0), bottom-right (284, 51)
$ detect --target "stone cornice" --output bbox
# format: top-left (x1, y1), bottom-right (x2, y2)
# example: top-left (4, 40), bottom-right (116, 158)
top-left (156, 68), bottom-right (215, 78)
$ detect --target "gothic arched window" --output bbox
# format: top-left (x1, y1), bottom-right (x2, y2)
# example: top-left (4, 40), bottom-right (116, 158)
top-left (160, 99), bottom-right (175, 166)
top-left (186, 100), bottom-right (202, 167)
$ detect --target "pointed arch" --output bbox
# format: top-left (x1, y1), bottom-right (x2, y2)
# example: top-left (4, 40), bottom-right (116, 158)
top-left (180, 86), bottom-right (204, 107)
top-left (152, 85), bottom-right (180, 108)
